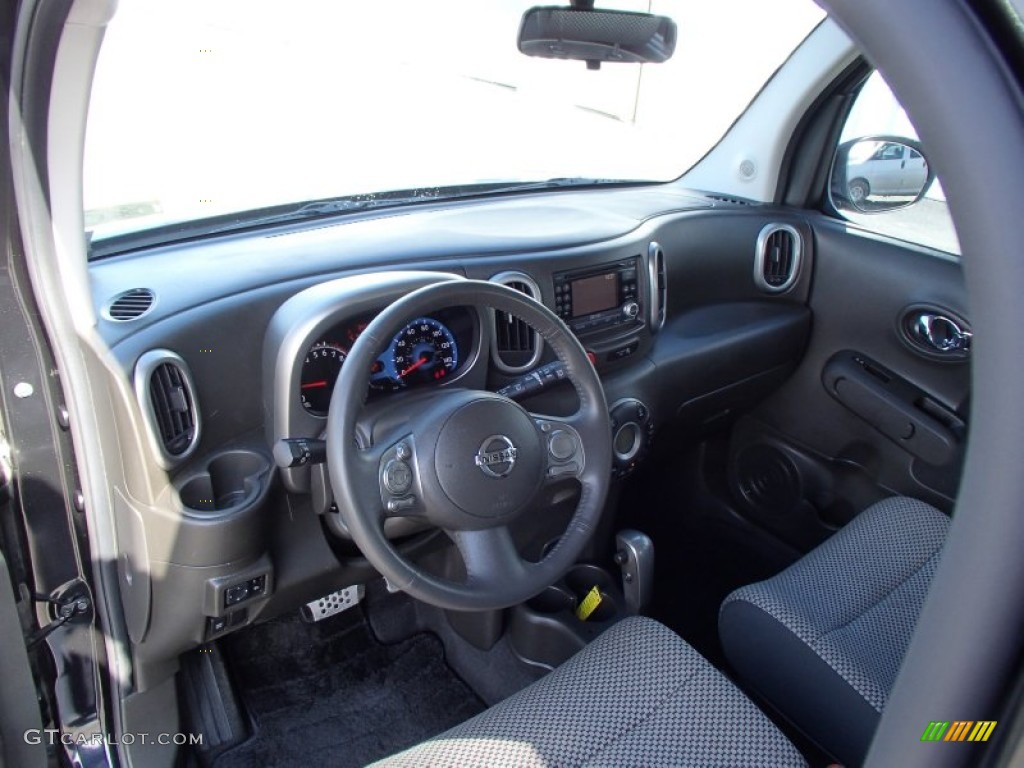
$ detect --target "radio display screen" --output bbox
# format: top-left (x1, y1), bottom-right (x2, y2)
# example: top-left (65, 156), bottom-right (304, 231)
top-left (571, 272), bottom-right (620, 317)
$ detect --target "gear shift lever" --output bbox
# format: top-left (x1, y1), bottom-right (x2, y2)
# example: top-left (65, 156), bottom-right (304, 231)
top-left (614, 529), bottom-right (654, 615)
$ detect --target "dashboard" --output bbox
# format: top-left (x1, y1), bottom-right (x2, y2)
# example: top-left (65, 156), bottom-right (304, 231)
top-left (89, 185), bottom-right (817, 664)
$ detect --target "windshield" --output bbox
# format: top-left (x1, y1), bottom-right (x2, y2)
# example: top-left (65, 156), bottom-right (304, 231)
top-left (83, 0), bottom-right (825, 244)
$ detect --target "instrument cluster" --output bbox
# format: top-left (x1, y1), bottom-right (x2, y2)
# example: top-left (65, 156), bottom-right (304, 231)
top-left (299, 306), bottom-right (474, 416)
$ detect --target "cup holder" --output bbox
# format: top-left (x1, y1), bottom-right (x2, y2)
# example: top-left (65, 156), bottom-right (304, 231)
top-left (510, 563), bottom-right (624, 670)
top-left (526, 583), bottom-right (577, 615)
top-left (177, 450), bottom-right (270, 515)
top-left (563, 563), bottom-right (620, 622)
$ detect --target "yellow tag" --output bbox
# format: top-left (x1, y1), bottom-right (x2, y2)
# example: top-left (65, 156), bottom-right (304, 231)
top-left (575, 586), bottom-right (603, 621)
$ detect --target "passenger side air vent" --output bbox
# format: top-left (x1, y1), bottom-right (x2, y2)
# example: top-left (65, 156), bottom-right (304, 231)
top-left (134, 350), bottom-right (201, 468)
top-left (106, 288), bottom-right (155, 321)
top-left (647, 242), bottom-right (667, 332)
top-left (754, 224), bottom-right (802, 293)
top-left (490, 272), bottom-right (543, 374)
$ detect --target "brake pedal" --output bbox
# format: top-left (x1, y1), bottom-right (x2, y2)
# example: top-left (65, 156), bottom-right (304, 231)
top-left (301, 585), bottom-right (365, 622)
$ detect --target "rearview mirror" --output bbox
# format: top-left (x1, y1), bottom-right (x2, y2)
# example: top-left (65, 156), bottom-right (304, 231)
top-left (518, 6), bottom-right (677, 68)
top-left (831, 136), bottom-right (935, 213)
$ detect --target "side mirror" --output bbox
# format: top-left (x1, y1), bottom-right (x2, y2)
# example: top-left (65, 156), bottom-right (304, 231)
top-left (831, 137), bottom-right (936, 213)
top-left (518, 6), bottom-right (677, 69)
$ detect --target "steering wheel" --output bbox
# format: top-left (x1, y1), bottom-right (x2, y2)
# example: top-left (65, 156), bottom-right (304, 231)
top-left (326, 279), bottom-right (612, 611)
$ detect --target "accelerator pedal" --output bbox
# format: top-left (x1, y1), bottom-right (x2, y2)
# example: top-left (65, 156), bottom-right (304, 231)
top-left (301, 585), bottom-right (365, 622)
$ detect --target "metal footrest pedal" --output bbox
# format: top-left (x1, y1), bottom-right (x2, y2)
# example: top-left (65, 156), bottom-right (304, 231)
top-left (301, 584), bottom-right (365, 622)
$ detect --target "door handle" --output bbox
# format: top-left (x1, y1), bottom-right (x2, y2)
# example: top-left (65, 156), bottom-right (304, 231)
top-left (911, 313), bottom-right (972, 353)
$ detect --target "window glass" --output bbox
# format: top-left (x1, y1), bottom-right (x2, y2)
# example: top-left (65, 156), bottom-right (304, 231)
top-left (83, 0), bottom-right (825, 244)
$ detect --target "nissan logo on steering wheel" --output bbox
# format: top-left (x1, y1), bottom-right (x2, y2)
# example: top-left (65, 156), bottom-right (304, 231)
top-left (475, 435), bottom-right (518, 478)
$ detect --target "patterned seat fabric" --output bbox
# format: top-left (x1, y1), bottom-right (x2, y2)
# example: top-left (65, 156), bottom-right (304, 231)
top-left (374, 616), bottom-right (806, 767)
top-left (720, 496), bottom-right (950, 766)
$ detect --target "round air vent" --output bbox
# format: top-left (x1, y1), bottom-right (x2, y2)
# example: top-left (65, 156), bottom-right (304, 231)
top-left (734, 444), bottom-right (801, 515)
top-left (106, 288), bottom-right (155, 321)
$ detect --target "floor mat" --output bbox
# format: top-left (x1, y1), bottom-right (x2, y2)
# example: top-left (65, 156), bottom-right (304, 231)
top-left (212, 611), bottom-right (485, 768)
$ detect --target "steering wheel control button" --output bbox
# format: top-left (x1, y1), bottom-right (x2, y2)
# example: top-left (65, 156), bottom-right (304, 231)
top-left (395, 441), bottom-right (412, 461)
top-left (548, 430), bottom-right (577, 462)
top-left (547, 461), bottom-right (581, 478)
top-left (386, 496), bottom-right (416, 514)
top-left (383, 459), bottom-right (413, 495)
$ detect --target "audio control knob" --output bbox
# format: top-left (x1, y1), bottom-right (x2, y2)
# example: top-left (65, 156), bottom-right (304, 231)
top-left (622, 301), bottom-right (640, 319)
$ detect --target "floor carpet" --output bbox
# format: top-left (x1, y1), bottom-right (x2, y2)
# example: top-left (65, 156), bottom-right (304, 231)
top-left (211, 610), bottom-right (485, 768)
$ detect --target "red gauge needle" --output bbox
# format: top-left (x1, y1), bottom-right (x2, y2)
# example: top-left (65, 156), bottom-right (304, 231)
top-left (400, 356), bottom-right (430, 378)
top-left (301, 380), bottom-right (329, 389)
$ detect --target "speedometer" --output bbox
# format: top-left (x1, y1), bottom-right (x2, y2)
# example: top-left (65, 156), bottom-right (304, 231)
top-left (392, 317), bottom-right (459, 386)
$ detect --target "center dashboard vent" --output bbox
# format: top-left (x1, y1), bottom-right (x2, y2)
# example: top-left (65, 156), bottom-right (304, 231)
top-left (134, 350), bottom-right (201, 468)
top-left (754, 223), bottom-right (803, 293)
top-left (489, 271), bottom-right (543, 373)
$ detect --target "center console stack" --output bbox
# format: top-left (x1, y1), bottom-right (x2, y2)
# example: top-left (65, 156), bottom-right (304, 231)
top-left (553, 258), bottom-right (643, 338)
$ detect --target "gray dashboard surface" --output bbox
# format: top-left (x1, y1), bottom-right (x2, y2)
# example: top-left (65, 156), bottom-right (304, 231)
top-left (91, 185), bottom-right (713, 347)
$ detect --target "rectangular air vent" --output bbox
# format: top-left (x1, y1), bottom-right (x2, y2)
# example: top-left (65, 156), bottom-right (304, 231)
top-left (490, 273), bottom-right (543, 373)
top-left (755, 224), bottom-right (802, 293)
top-left (135, 351), bottom-right (201, 467)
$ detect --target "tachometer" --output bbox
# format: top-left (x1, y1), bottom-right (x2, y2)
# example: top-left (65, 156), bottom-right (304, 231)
top-left (300, 342), bottom-right (346, 415)
top-left (392, 317), bottom-right (459, 386)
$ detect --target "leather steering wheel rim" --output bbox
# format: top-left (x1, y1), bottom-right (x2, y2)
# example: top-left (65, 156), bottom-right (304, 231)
top-left (326, 279), bottom-right (612, 611)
